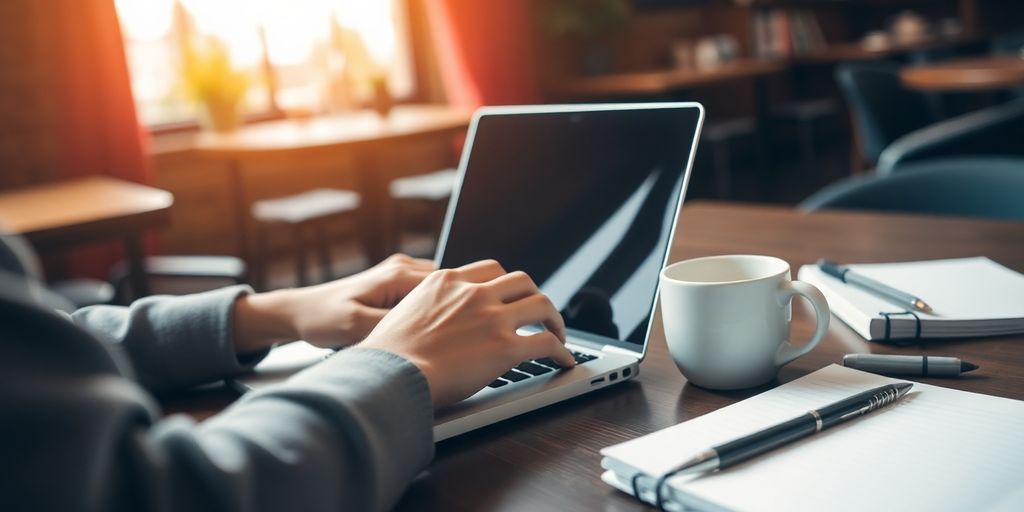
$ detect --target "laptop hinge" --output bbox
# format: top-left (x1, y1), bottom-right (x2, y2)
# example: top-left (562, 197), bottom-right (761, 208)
top-left (602, 345), bottom-right (640, 358)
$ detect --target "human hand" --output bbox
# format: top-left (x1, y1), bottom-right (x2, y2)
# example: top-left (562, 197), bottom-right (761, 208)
top-left (233, 254), bottom-right (435, 355)
top-left (360, 260), bottom-right (576, 407)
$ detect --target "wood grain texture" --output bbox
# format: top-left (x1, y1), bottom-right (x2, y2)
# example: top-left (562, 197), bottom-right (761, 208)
top-left (900, 55), bottom-right (1024, 91)
top-left (0, 176), bottom-right (172, 246)
top-left (165, 202), bottom-right (1024, 511)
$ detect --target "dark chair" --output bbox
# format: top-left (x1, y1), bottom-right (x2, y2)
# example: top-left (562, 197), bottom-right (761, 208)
top-left (835, 61), bottom-right (936, 168)
top-left (991, 31), bottom-right (1024, 99)
top-left (876, 98), bottom-right (1024, 174)
top-left (907, 47), bottom-right (960, 120)
top-left (799, 157), bottom-right (1024, 221)
top-left (991, 31), bottom-right (1024, 55)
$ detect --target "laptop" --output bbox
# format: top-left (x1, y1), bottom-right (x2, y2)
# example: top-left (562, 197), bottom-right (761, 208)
top-left (234, 102), bottom-right (704, 441)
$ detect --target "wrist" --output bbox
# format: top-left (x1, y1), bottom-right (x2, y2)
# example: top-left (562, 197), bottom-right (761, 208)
top-left (232, 289), bottom-right (302, 355)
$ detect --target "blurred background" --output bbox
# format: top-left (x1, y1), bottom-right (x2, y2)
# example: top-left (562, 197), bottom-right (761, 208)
top-left (1, 0), bottom-right (1022, 307)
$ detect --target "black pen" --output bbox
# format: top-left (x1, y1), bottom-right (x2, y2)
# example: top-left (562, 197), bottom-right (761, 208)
top-left (638, 382), bottom-right (913, 508)
top-left (818, 259), bottom-right (933, 313)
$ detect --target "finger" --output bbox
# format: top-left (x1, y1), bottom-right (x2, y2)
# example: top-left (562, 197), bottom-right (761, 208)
top-left (515, 331), bottom-right (576, 367)
top-left (486, 270), bottom-right (540, 303)
top-left (505, 293), bottom-right (567, 344)
top-left (454, 259), bottom-right (506, 283)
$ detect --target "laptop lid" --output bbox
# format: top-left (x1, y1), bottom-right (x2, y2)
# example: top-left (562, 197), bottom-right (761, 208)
top-left (435, 103), bottom-right (704, 358)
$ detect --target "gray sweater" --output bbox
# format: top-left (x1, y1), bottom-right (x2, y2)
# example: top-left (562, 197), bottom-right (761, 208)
top-left (0, 237), bottom-right (434, 511)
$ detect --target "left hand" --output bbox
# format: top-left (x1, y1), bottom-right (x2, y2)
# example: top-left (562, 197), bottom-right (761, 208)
top-left (233, 254), bottom-right (436, 354)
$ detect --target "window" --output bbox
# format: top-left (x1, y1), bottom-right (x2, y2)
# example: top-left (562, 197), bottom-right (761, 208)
top-left (115, 0), bottom-right (416, 127)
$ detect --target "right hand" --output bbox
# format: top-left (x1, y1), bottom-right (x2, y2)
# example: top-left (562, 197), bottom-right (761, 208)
top-left (360, 260), bottom-right (576, 407)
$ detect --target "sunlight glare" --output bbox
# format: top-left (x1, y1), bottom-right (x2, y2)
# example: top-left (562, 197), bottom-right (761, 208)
top-left (115, 0), bottom-right (175, 42)
top-left (333, 0), bottom-right (398, 66)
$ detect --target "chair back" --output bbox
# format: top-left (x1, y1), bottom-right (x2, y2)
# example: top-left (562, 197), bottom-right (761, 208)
top-left (800, 157), bottom-right (1024, 221)
top-left (835, 61), bottom-right (935, 166)
top-left (992, 31), bottom-right (1024, 55)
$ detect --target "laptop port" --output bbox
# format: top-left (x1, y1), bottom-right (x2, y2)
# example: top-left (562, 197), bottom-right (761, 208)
top-left (590, 377), bottom-right (605, 385)
top-left (622, 367), bottom-right (632, 378)
top-left (609, 372), bottom-right (618, 382)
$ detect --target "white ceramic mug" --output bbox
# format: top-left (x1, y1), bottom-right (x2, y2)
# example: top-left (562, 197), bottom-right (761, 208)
top-left (660, 255), bottom-right (830, 390)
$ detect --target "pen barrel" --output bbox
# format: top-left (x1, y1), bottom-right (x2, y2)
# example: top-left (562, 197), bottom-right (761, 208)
top-left (714, 414), bottom-right (818, 468)
top-left (844, 354), bottom-right (962, 377)
top-left (845, 272), bottom-right (919, 306)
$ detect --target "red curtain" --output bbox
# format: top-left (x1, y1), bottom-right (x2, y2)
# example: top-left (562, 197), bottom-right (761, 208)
top-left (425, 0), bottom-right (542, 109)
top-left (49, 0), bottom-right (153, 279)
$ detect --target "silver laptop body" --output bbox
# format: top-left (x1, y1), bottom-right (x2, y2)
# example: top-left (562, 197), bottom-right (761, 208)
top-left (235, 102), bottom-right (704, 442)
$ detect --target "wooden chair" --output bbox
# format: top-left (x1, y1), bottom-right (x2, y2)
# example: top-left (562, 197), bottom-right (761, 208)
top-left (389, 169), bottom-right (457, 253)
top-left (252, 188), bottom-right (362, 288)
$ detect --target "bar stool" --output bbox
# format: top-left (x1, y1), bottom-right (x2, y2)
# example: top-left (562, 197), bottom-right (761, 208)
top-left (389, 169), bottom-right (457, 252)
top-left (252, 188), bottom-right (362, 288)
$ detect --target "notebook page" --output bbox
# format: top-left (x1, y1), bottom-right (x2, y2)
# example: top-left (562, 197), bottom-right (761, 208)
top-left (841, 257), bottom-right (1024, 321)
top-left (602, 365), bottom-right (1024, 512)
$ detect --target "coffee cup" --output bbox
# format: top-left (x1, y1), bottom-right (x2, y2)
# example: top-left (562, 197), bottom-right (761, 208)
top-left (659, 255), bottom-right (830, 390)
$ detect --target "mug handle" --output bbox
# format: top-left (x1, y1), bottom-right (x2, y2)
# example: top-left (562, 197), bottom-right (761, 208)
top-left (774, 280), bottom-right (831, 367)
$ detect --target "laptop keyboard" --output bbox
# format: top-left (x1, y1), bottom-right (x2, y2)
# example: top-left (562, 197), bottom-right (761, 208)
top-left (486, 350), bottom-right (599, 388)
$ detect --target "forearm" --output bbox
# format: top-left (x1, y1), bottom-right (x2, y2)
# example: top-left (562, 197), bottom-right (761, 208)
top-left (232, 288), bottom-right (303, 356)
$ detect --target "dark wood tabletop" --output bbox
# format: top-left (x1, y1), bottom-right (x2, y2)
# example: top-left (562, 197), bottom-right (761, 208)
top-left (164, 201), bottom-right (1024, 511)
top-left (900, 55), bottom-right (1024, 91)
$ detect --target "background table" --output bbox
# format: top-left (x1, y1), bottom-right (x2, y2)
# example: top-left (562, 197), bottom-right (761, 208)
top-left (165, 201), bottom-right (1024, 511)
top-left (900, 55), bottom-right (1024, 91)
top-left (163, 105), bottom-right (472, 265)
top-left (0, 176), bottom-right (173, 294)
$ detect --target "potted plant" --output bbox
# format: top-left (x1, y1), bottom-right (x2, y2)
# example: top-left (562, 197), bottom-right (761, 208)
top-left (538, 0), bottom-right (630, 75)
top-left (180, 38), bottom-right (250, 132)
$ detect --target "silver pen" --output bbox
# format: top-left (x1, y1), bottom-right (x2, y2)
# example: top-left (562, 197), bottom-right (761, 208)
top-left (817, 259), bottom-right (933, 313)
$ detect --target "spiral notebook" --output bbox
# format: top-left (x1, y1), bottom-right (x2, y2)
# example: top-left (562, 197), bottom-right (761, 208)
top-left (796, 257), bottom-right (1024, 341)
top-left (600, 365), bottom-right (1024, 512)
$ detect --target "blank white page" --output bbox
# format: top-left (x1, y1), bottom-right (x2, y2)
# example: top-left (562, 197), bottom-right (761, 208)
top-left (601, 365), bottom-right (1024, 512)
top-left (829, 257), bottom-right (1024, 321)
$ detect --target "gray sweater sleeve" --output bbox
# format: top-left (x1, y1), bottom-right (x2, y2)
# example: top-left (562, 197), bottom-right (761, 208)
top-left (1, 282), bottom-right (435, 512)
top-left (70, 286), bottom-right (263, 393)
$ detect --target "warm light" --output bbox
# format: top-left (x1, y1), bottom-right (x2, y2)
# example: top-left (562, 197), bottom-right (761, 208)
top-left (179, 0), bottom-right (265, 66)
top-left (114, 0), bottom-right (175, 42)
top-left (333, 0), bottom-right (399, 66)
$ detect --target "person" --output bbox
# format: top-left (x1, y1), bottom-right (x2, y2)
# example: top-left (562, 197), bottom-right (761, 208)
top-left (0, 233), bottom-right (575, 511)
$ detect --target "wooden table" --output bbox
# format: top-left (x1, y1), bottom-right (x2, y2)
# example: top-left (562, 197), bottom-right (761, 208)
top-left (162, 105), bottom-right (472, 266)
top-left (165, 201), bottom-right (1024, 511)
top-left (0, 176), bottom-right (173, 294)
top-left (900, 55), bottom-right (1024, 91)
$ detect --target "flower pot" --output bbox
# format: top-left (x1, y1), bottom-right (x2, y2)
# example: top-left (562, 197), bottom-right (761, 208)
top-left (201, 98), bottom-right (242, 133)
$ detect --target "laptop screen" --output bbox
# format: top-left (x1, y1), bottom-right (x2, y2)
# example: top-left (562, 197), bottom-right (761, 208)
top-left (438, 104), bottom-right (702, 349)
